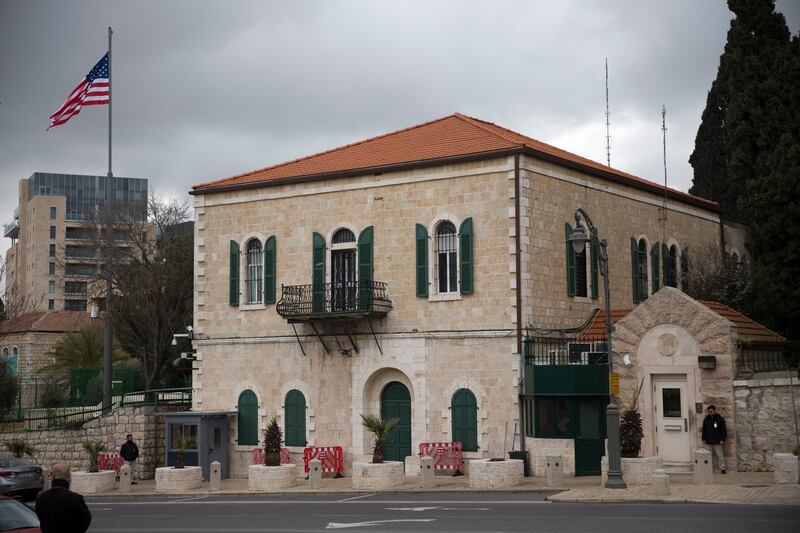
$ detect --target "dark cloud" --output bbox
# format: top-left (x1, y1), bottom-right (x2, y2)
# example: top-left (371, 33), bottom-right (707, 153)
top-left (1, 0), bottom-right (797, 259)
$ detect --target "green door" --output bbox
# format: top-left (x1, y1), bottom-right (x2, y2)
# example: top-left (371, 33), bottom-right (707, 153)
top-left (381, 382), bottom-right (411, 462)
top-left (574, 398), bottom-right (606, 476)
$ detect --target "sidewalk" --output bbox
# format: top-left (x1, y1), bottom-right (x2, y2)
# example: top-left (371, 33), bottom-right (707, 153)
top-left (97, 471), bottom-right (800, 505)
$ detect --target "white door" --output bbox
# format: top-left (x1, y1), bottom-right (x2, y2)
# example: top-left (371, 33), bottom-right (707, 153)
top-left (653, 377), bottom-right (691, 462)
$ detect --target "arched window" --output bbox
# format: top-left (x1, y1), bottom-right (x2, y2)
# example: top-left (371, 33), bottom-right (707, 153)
top-left (332, 228), bottom-right (355, 244)
top-left (284, 390), bottom-right (307, 447)
top-left (435, 221), bottom-right (458, 294)
top-left (665, 245), bottom-right (678, 288)
top-left (237, 390), bottom-right (258, 446)
top-left (636, 239), bottom-right (649, 301)
top-left (245, 240), bottom-right (263, 304)
top-left (451, 388), bottom-right (478, 452)
top-left (7, 347), bottom-right (18, 374)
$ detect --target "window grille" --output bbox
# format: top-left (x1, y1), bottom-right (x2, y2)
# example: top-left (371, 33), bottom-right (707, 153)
top-left (435, 221), bottom-right (458, 293)
top-left (666, 245), bottom-right (678, 287)
top-left (332, 228), bottom-right (355, 244)
top-left (246, 240), bottom-right (263, 304)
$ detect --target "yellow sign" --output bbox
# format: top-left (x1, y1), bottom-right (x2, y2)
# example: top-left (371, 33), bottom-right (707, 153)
top-left (610, 372), bottom-right (620, 395)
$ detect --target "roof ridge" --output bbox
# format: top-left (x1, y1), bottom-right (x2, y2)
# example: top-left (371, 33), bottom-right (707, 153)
top-left (193, 113), bottom-right (463, 190)
top-left (453, 113), bottom-right (526, 146)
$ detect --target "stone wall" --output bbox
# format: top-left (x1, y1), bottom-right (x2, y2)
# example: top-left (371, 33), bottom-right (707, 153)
top-left (0, 406), bottom-right (188, 479)
top-left (734, 375), bottom-right (800, 471)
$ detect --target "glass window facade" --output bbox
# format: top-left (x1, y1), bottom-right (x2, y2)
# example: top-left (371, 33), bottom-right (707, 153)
top-left (27, 173), bottom-right (148, 221)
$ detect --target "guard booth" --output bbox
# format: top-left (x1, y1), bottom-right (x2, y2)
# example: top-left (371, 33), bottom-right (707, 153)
top-left (164, 411), bottom-right (234, 480)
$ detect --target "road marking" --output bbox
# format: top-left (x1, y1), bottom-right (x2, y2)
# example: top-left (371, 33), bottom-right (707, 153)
top-left (326, 519), bottom-right (436, 529)
top-left (441, 507), bottom-right (490, 511)
top-left (336, 493), bottom-right (376, 502)
top-left (384, 506), bottom-right (441, 511)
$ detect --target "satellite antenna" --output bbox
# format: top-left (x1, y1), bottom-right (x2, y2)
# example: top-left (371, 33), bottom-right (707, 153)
top-left (605, 58), bottom-right (611, 167)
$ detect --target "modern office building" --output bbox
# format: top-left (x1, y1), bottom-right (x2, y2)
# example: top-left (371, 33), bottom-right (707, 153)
top-left (4, 172), bottom-right (148, 313)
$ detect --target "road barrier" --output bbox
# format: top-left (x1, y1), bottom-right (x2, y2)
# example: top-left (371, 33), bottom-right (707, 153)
top-left (418, 442), bottom-right (464, 475)
top-left (303, 446), bottom-right (344, 477)
top-left (251, 448), bottom-right (291, 465)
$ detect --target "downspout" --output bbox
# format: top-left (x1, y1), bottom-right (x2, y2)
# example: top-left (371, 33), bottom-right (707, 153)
top-left (514, 153), bottom-right (527, 474)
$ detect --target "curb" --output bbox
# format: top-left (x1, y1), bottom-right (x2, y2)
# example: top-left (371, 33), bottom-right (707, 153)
top-left (84, 488), bottom-right (564, 499)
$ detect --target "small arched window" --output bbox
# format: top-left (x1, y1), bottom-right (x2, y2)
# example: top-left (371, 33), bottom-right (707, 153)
top-left (332, 228), bottom-right (355, 244)
top-left (284, 390), bottom-right (307, 447)
top-left (435, 221), bottom-right (458, 294)
top-left (245, 240), bottom-right (263, 304)
top-left (237, 390), bottom-right (259, 446)
top-left (451, 388), bottom-right (478, 452)
top-left (636, 239), bottom-right (649, 301)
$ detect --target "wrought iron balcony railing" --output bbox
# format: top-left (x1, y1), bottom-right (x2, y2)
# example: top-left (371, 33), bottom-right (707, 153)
top-left (276, 281), bottom-right (392, 321)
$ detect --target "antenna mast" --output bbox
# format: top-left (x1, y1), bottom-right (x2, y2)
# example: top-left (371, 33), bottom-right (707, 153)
top-left (661, 105), bottom-right (668, 254)
top-left (605, 58), bottom-right (611, 167)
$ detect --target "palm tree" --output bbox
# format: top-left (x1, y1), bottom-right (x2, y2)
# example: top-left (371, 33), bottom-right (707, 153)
top-left (42, 326), bottom-right (128, 373)
top-left (172, 430), bottom-right (195, 469)
top-left (3, 440), bottom-right (35, 458)
top-left (360, 414), bottom-right (400, 464)
top-left (83, 441), bottom-right (106, 473)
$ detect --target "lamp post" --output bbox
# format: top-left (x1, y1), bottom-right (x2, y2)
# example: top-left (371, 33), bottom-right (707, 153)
top-left (567, 208), bottom-right (626, 489)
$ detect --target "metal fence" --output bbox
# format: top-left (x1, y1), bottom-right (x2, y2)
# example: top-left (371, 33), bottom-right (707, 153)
top-left (524, 335), bottom-right (609, 366)
top-left (0, 387), bottom-right (192, 432)
top-left (736, 341), bottom-right (799, 375)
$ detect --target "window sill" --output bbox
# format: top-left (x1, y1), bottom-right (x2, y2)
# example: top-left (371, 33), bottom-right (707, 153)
top-left (239, 303), bottom-right (266, 311)
top-left (234, 444), bottom-right (259, 452)
top-left (571, 295), bottom-right (592, 303)
top-left (428, 293), bottom-right (462, 302)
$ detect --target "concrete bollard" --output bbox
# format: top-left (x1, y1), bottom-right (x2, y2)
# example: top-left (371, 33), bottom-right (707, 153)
top-left (419, 456), bottom-right (435, 489)
top-left (42, 467), bottom-right (51, 491)
top-left (653, 468), bottom-right (670, 496)
top-left (119, 464), bottom-right (131, 494)
top-left (209, 461), bottom-right (221, 492)
top-left (694, 448), bottom-right (713, 485)
top-left (308, 459), bottom-right (322, 490)
top-left (546, 455), bottom-right (564, 487)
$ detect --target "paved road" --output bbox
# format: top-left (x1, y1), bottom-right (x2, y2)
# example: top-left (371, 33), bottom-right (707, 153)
top-left (83, 493), bottom-right (799, 532)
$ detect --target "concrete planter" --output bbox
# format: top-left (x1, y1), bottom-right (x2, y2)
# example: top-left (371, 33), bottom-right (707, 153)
top-left (601, 456), bottom-right (663, 486)
top-left (773, 453), bottom-right (799, 484)
top-left (248, 464), bottom-right (298, 491)
top-left (352, 461), bottom-right (405, 490)
top-left (155, 466), bottom-right (203, 493)
top-left (469, 459), bottom-right (523, 489)
top-left (71, 470), bottom-right (116, 495)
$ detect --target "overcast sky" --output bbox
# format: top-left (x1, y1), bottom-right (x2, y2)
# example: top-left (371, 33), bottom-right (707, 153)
top-left (1, 1), bottom-right (798, 257)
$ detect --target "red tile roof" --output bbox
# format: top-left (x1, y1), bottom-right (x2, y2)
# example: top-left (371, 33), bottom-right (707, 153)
top-left (0, 311), bottom-right (94, 334)
top-left (581, 302), bottom-right (786, 345)
top-left (191, 113), bottom-right (719, 211)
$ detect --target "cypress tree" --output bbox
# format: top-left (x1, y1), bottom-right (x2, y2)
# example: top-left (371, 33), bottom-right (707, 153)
top-left (689, 0), bottom-right (792, 222)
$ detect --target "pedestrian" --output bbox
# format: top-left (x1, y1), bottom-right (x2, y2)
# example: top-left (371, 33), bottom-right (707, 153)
top-left (120, 433), bottom-right (140, 484)
top-left (35, 463), bottom-right (91, 533)
top-left (701, 404), bottom-right (728, 473)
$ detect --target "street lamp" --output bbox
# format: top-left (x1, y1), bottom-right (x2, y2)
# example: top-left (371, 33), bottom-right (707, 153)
top-left (567, 208), bottom-right (627, 489)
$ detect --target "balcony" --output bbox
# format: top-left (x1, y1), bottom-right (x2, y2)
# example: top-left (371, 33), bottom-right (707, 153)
top-left (276, 281), bottom-right (392, 323)
top-left (524, 335), bottom-right (609, 396)
top-left (3, 219), bottom-right (19, 239)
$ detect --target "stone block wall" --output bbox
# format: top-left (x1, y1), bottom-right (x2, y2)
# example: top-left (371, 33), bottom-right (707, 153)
top-left (734, 375), bottom-right (800, 471)
top-left (0, 406), bottom-right (187, 479)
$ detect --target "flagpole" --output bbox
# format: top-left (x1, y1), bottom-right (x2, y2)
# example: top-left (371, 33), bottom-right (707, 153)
top-left (103, 26), bottom-right (114, 415)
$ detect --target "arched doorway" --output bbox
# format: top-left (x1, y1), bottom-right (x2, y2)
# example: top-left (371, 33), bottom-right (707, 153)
top-left (381, 381), bottom-right (411, 462)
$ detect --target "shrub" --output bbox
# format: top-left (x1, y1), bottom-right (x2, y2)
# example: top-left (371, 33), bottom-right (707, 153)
top-left (263, 417), bottom-right (283, 466)
top-left (360, 414), bottom-right (400, 464)
top-left (3, 440), bottom-right (35, 458)
top-left (39, 378), bottom-right (69, 408)
top-left (0, 361), bottom-right (19, 417)
top-left (620, 379), bottom-right (645, 458)
top-left (83, 441), bottom-right (106, 473)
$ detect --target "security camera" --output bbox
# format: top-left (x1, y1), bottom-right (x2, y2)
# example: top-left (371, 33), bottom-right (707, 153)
top-left (186, 325), bottom-right (193, 333)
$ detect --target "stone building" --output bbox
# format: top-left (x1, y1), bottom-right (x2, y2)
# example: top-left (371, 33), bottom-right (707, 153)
top-left (189, 113), bottom-right (734, 478)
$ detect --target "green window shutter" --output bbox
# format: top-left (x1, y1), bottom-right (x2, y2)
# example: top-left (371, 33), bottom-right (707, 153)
top-left (459, 218), bottom-right (473, 294)
top-left (590, 233), bottom-right (599, 299)
top-left (312, 233), bottom-right (326, 313)
top-left (264, 236), bottom-right (276, 304)
top-left (284, 390), bottom-right (307, 447)
top-left (651, 241), bottom-right (660, 293)
top-left (451, 389), bottom-right (478, 452)
top-left (229, 240), bottom-right (240, 306)
top-left (358, 226), bottom-right (374, 310)
top-left (237, 390), bottom-right (258, 445)
top-left (630, 237), bottom-right (640, 304)
top-left (415, 224), bottom-right (428, 298)
top-left (565, 223), bottom-right (575, 297)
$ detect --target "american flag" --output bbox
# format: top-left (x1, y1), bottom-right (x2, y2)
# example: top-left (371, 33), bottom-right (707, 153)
top-left (48, 53), bottom-right (109, 129)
